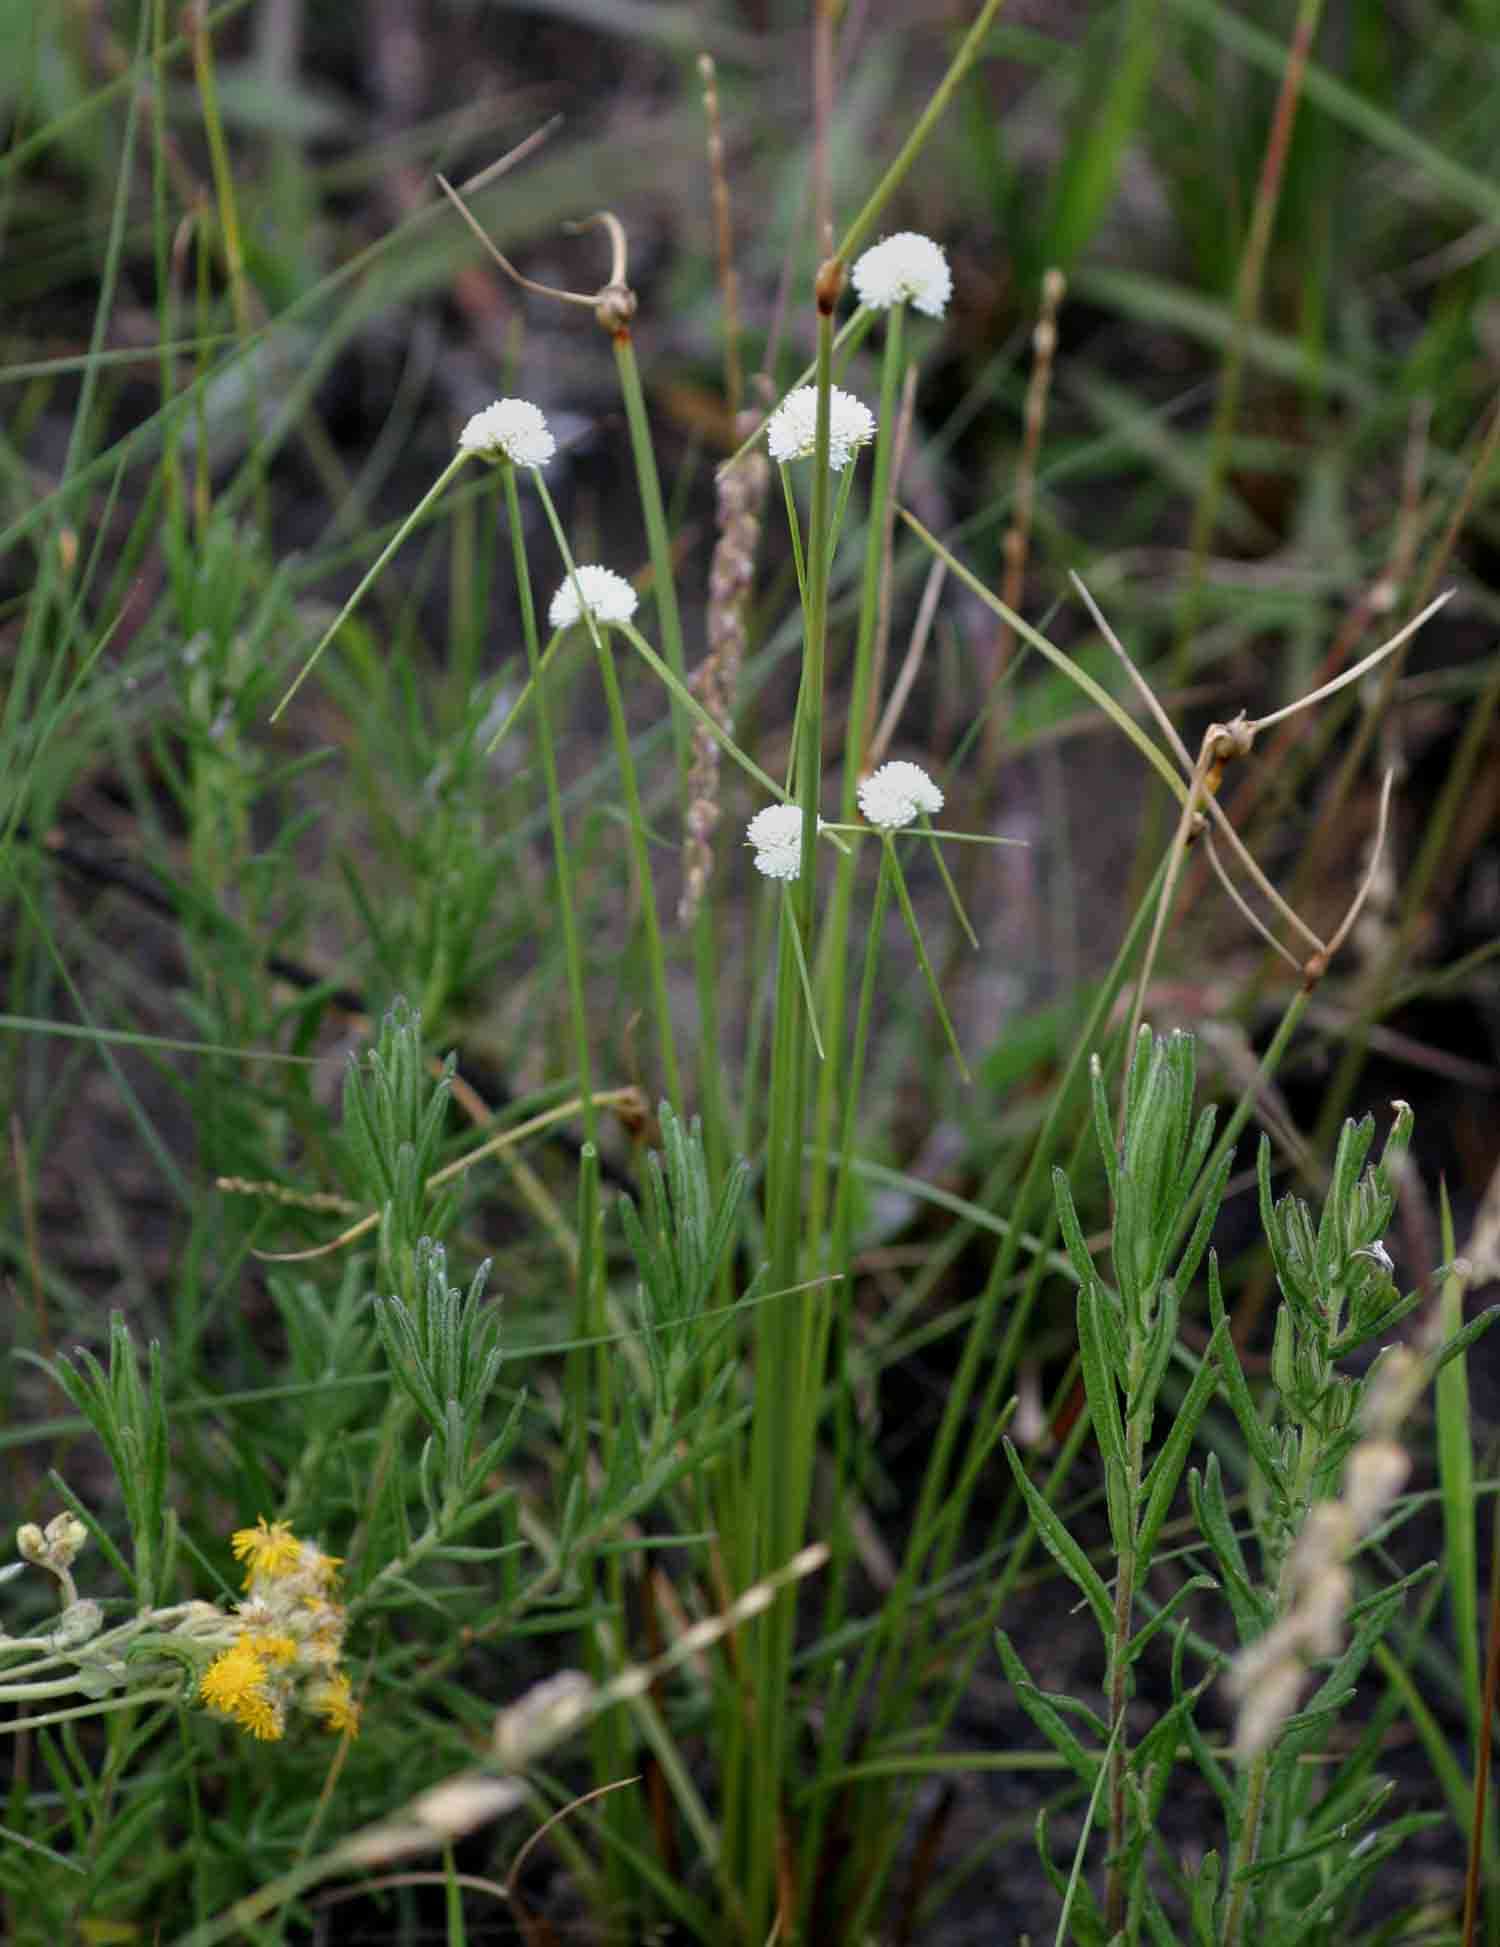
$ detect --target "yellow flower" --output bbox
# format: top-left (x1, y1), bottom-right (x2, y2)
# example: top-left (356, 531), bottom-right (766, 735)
top-left (309, 1670), bottom-right (361, 1736)
top-left (244, 1630), bottom-right (297, 1666)
top-left (231, 1517), bottom-right (302, 1588)
top-left (199, 1641), bottom-right (285, 1741)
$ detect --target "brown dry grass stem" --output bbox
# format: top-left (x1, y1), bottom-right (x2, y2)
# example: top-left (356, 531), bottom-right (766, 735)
top-left (697, 54), bottom-right (742, 419)
top-left (982, 267), bottom-right (1066, 781)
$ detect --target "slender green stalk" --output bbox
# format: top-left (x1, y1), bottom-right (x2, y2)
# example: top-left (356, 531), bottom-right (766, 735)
top-left (833, 0), bottom-right (1010, 268)
top-left (612, 332), bottom-right (727, 1159)
top-left (884, 834), bottom-right (970, 1082)
top-left (611, 334), bottom-right (690, 763)
top-left (737, 303), bottom-right (839, 1943)
top-left (593, 636), bottom-right (685, 1106)
top-left (809, 298), bottom-right (906, 1258)
top-left (617, 620), bottom-right (788, 806)
top-left (1103, 1342), bottom-right (1148, 1935)
top-left (830, 845), bottom-right (895, 1327)
top-left (526, 470), bottom-right (686, 1111)
top-left (273, 454), bottom-right (466, 720)
top-left (1435, 1209), bottom-right (1480, 1760)
top-left (1221, 1752), bottom-right (1271, 1947)
top-left (502, 465), bottom-right (597, 1148)
top-left (798, 839), bottom-right (894, 1907)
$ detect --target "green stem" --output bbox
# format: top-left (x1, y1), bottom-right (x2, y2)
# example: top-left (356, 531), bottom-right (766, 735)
top-left (273, 453), bottom-right (466, 721)
top-left (833, 0), bottom-right (1010, 268)
top-left (1105, 1350), bottom-right (1147, 1937)
top-left (503, 465), bottom-right (597, 1148)
top-left (885, 834), bottom-right (971, 1082)
top-left (809, 299), bottom-right (906, 1259)
top-left (594, 634), bottom-right (684, 1108)
top-left (741, 305), bottom-right (838, 1942)
top-left (616, 620), bottom-right (788, 806)
top-left (611, 334), bottom-right (690, 763)
top-left (613, 331), bottom-right (723, 1153)
top-left (819, 838), bottom-right (895, 1647)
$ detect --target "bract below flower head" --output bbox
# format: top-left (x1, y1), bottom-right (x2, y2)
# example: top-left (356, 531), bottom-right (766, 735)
top-left (858, 761), bottom-right (944, 831)
top-left (765, 385), bottom-right (876, 471)
top-left (746, 802), bottom-right (820, 881)
top-left (548, 565), bottom-right (639, 632)
top-left (851, 233), bottom-right (952, 320)
top-left (457, 398), bottom-right (556, 468)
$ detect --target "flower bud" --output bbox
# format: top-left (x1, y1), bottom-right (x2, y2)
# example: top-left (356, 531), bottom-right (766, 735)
top-left (44, 1513), bottom-right (89, 1565)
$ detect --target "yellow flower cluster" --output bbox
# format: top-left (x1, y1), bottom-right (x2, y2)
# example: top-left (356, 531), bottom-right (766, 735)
top-left (197, 1518), bottom-right (360, 1742)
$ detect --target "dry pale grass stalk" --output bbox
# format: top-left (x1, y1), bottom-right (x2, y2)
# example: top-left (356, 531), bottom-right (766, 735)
top-left (698, 53), bottom-right (742, 417)
top-left (1070, 574), bottom-right (1451, 1082)
top-left (983, 267), bottom-right (1065, 775)
top-left (679, 405), bottom-right (770, 924)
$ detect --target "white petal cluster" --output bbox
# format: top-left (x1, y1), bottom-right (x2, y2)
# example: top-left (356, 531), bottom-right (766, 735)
top-left (548, 565), bottom-right (638, 632)
top-left (457, 398), bottom-right (556, 468)
top-left (765, 385), bottom-right (876, 471)
top-left (851, 233), bottom-right (952, 320)
top-left (857, 761), bottom-right (944, 830)
top-left (746, 803), bottom-right (819, 881)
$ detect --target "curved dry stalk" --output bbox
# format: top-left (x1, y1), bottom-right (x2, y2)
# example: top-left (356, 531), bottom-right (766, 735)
top-left (1248, 590), bottom-right (1453, 733)
top-left (561, 209), bottom-right (629, 287)
top-left (436, 177), bottom-right (636, 332)
top-left (1070, 570), bottom-right (1194, 770)
top-left (1313, 767), bottom-right (1397, 973)
top-left (1074, 572), bottom-right (1320, 949)
top-left (505, 1776), bottom-right (642, 1905)
top-left (1203, 834), bottom-right (1304, 974)
top-left (1074, 576), bottom-right (1423, 1079)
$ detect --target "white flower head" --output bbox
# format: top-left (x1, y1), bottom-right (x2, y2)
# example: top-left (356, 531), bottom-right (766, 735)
top-left (548, 565), bottom-right (638, 632)
top-left (858, 761), bottom-right (944, 831)
top-left (458, 398), bottom-right (556, 468)
top-left (746, 802), bottom-right (821, 881)
top-left (851, 232), bottom-right (952, 320)
top-left (765, 385), bottom-right (876, 471)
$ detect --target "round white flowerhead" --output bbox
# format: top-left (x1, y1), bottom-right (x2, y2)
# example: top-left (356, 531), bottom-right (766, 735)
top-left (765, 385), bottom-right (877, 471)
top-left (548, 565), bottom-right (639, 633)
top-left (851, 233), bottom-right (952, 321)
top-left (746, 802), bottom-right (819, 881)
top-left (858, 760), bottom-right (944, 831)
top-left (458, 398), bottom-right (556, 468)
